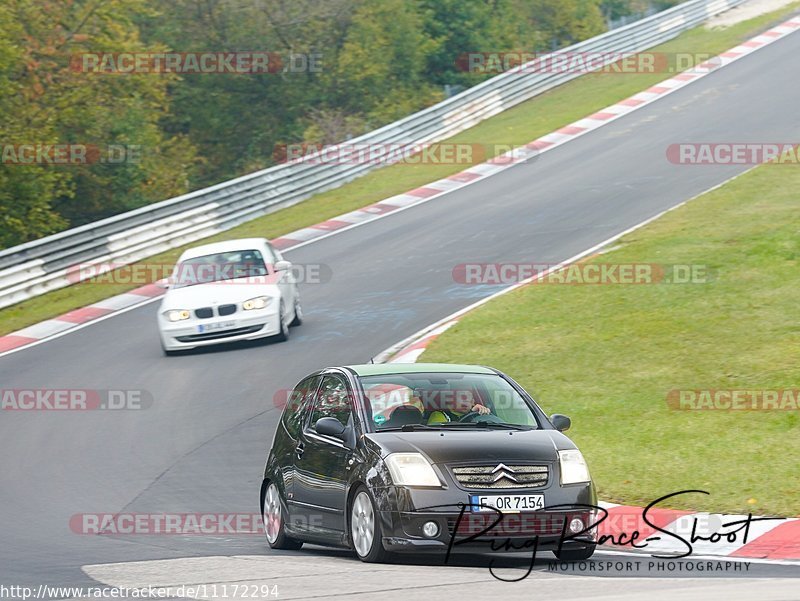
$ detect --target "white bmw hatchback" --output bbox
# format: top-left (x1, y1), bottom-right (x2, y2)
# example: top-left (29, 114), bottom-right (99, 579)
top-left (157, 238), bottom-right (302, 355)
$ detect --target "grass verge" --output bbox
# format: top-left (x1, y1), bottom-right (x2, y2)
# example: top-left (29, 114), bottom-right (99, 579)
top-left (2, 3), bottom-right (799, 336)
top-left (421, 160), bottom-right (800, 517)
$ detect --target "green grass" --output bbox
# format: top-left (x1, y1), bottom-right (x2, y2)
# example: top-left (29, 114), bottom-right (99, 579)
top-left (2, 3), bottom-right (799, 336)
top-left (422, 161), bottom-right (800, 517)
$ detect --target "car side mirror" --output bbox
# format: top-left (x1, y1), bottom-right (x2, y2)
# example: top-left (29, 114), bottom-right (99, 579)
top-left (274, 260), bottom-right (292, 272)
top-left (550, 413), bottom-right (571, 432)
top-left (315, 417), bottom-right (346, 439)
top-left (155, 278), bottom-right (171, 290)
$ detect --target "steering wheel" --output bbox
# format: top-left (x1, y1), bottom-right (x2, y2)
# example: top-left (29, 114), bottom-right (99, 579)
top-left (458, 411), bottom-right (503, 424)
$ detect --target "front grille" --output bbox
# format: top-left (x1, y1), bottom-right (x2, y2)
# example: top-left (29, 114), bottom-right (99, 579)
top-left (195, 307), bottom-right (213, 319)
top-left (175, 324), bottom-right (263, 342)
top-left (451, 464), bottom-right (549, 489)
top-left (218, 304), bottom-right (237, 316)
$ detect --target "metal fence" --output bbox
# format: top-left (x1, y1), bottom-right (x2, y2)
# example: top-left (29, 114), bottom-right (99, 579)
top-left (0, 0), bottom-right (744, 309)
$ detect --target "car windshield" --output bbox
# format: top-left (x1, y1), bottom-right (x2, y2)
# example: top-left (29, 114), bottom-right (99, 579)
top-left (172, 250), bottom-right (269, 288)
top-left (360, 372), bottom-right (540, 431)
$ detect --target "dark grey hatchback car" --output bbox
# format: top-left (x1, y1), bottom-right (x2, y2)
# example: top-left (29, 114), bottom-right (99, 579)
top-left (261, 363), bottom-right (597, 562)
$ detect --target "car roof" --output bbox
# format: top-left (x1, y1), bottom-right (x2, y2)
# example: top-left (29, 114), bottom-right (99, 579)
top-left (345, 363), bottom-right (496, 377)
top-left (179, 238), bottom-right (268, 261)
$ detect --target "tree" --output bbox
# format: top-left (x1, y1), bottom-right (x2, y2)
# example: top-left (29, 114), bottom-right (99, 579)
top-left (420, 0), bottom-right (536, 87)
top-left (0, 2), bottom-right (69, 246)
top-left (528, 0), bottom-right (606, 49)
top-left (332, 0), bottom-right (441, 126)
top-left (0, 0), bottom-right (198, 245)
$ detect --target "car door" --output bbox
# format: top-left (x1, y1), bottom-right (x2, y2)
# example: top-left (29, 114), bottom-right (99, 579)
top-left (273, 374), bottom-right (321, 513)
top-left (291, 373), bottom-right (356, 539)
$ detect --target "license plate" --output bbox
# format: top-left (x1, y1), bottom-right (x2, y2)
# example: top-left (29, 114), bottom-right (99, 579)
top-left (471, 494), bottom-right (544, 513)
top-left (197, 321), bottom-right (236, 333)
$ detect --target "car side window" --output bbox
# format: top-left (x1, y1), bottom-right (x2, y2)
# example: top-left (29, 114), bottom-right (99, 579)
top-left (307, 375), bottom-right (352, 432)
top-left (282, 375), bottom-right (320, 438)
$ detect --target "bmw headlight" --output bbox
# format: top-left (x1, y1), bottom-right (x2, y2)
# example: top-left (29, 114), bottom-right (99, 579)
top-left (384, 453), bottom-right (441, 487)
top-left (558, 449), bottom-right (591, 485)
top-left (243, 296), bottom-right (271, 310)
top-left (165, 309), bottom-right (190, 322)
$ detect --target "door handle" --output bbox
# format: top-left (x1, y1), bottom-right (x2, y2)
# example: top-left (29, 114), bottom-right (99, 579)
top-left (295, 442), bottom-right (305, 459)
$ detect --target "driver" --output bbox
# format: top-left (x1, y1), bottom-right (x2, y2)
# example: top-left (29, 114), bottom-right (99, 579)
top-left (425, 389), bottom-right (490, 424)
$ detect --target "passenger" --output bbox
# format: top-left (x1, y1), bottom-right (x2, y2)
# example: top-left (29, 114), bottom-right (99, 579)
top-left (425, 389), bottom-right (490, 424)
top-left (366, 384), bottom-right (424, 427)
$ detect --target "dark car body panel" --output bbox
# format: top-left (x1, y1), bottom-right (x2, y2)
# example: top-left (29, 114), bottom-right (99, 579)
top-left (262, 365), bottom-right (596, 555)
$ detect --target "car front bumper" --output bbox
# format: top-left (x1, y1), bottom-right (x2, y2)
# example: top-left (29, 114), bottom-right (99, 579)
top-left (373, 483), bottom-right (597, 555)
top-left (159, 308), bottom-right (282, 351)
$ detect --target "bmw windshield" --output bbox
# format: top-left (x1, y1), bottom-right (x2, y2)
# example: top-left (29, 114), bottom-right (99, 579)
top-left (171, 249), bottom-right (269, 288)
top-left (360, 372), bottom-right (540, 431)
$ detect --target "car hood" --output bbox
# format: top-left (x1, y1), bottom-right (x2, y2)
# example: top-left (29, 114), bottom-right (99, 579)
top-left (160, 280), bottom-right (281, 310)
top-left (365, 429), bottom-right (575, 464)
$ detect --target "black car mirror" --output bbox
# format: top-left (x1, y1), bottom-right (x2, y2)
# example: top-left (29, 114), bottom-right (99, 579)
top-left (315, 417), bottom-right (347, 439)
top-left (550, 413), bottom-right (571, 432)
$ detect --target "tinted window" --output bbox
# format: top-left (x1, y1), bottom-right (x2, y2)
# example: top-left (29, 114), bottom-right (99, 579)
top-left (308, 375), bottom-right (352, 430)
top-left (172, 249), bottom-right (268, 287)
top-left (282, 375), bottom-right (319, 438)
top-left (360, 372), bottom-right (539, 429)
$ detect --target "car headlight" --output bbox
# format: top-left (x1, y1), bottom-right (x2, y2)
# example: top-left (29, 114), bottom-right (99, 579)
top-left (384, 453), bottom-right (441, 487)
top-left (165, 309), bottom-right (191, 322)
top-left (243, 296), bottom-right (271, 310)
top-left (558, 449), bottom-right (591, 485)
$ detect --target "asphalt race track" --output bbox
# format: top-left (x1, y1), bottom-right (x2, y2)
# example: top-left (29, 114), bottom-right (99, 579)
top-left (1, 19), bottom-right (799, 600)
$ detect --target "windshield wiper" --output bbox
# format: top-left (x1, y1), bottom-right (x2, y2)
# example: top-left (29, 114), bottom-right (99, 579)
top-left (378, 424), bottom-right (443, 432)
top-left (440, 421), bottom-right (532, 430)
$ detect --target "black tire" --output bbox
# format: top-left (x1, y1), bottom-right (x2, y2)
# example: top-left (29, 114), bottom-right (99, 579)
top-left (554, 544), bottom-right (596, 561)
top-left (272, 301), bottom-right (290, 342)
top-left (349, 485), bottom-right (389, 563)
top-left (262, 481), bottom-right (303, 550)
top-left (289, 295), bottom-right (303, 327)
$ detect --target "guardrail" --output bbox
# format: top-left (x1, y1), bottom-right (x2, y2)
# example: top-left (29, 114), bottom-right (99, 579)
top-left (0, 0), bottom-right (744, 309)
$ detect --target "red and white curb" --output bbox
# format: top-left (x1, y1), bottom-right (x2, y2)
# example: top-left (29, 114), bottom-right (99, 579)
top-left (2, 16), bottom-right (800, 358)
top-left (0, 284), bottom-right (163, 354)
top-left (598, 502), bottom-right (800, 560)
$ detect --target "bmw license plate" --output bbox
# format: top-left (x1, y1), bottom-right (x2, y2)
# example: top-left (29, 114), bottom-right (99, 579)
top-left (470, 494), bottom-right (544, 513)
top-left (197, 321), bottom-right (236, 333)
